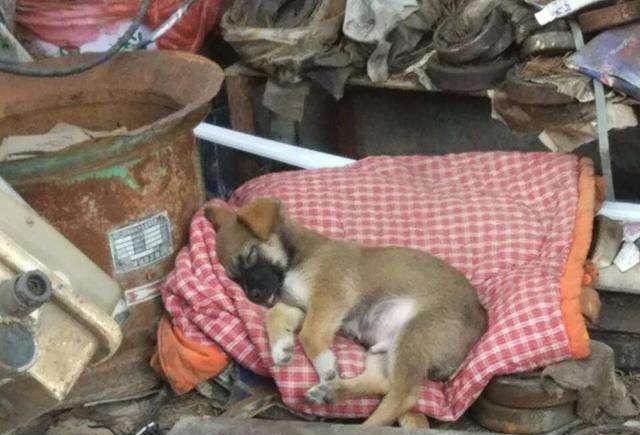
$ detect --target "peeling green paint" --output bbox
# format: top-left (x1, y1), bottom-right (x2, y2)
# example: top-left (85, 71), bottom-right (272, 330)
top-left (67, 159), bottom-right (141, 191)
top-left (0, 130), bottom-right (155, 182)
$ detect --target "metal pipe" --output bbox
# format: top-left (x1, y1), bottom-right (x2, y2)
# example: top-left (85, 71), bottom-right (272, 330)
top-left (194, 123), bottom-right (640, 222)
top-left (193, 123), bottom-right (355, 170)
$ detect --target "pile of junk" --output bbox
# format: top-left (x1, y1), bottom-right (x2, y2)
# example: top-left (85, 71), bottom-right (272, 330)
top-left (219, 0), bottom-right (640, 152)
top-left (0, 0), bottom-right (640, 434)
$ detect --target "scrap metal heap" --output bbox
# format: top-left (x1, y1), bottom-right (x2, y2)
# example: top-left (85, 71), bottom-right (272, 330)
top-left (221, 0), bottom-right (640, 152)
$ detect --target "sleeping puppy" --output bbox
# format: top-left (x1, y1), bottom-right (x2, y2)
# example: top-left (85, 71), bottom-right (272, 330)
top-left (206, 198), bottom-right (486, 428)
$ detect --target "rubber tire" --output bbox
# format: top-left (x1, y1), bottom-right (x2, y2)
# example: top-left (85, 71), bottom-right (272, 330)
top-left (484, 372), bottom-right (577, 409)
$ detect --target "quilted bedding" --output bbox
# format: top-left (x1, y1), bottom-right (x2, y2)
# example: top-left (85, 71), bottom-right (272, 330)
top-left (161, 152), bottom-right (597, 420)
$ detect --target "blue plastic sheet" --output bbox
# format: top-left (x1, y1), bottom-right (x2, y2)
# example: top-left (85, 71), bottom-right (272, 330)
top-left (567, 23), bottom-right (640, 99)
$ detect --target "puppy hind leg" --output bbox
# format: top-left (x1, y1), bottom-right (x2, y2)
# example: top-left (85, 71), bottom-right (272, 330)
top-left (363, 313), bottom-right (434, 427)
top-left (305, 352), bottom-right (389, 404)
top-left (398, 411), bottom-right (429, 429)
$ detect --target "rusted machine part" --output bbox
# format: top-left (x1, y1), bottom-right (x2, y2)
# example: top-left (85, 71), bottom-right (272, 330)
top-left (483, 371), bottom-right (577, 409)
top-left (0, 319), bottom-right (37, 379)
top-left (50, 271), bottom-right (123, 363)
top-left (578, 0), bottom-right (640, 33)
top-left (0, 270), bottom-right (52, 318)
top-left (573, 425), bottom-right (640, 435)
top-left (471, 398), bottom-right (576, 433)
top-left (0, 222), bottom-right (123, 431)
top-left (434, 10), bottom-right (507, 65)
top-left (0, 51), bottom-right (224, 406)
top-left (425, 54), bottom-right (517, 92)
top-left (0, 230), bottom-right (123, 365)
top-left (520, 31), bottom-right (576, 58)
top-left (502, 66), bottom-right (575, 106)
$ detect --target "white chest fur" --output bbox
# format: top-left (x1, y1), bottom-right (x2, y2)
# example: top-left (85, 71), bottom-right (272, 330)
top-left (282, 269), bottom-right (311, 310)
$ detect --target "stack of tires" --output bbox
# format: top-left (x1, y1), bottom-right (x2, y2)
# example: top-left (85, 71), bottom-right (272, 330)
top-left (473, 371), bottom-right (578, 433)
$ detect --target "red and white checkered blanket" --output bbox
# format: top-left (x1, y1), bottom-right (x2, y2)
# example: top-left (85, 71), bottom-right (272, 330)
top-left (162, 152), bottom-right (588, 420)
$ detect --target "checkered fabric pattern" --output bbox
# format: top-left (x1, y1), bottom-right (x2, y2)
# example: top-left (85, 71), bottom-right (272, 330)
top-left (162, 152), bottom-right (580, 420)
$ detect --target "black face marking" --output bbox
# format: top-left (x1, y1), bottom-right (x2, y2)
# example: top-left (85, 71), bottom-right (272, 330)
top-left (234, 248), bottom-right (285, 307)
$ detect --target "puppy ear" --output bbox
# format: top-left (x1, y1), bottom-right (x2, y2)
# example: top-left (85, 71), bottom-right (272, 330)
top-left (204, 206), bottom-right (237, 231)
top-left (237, 198), bottom-right (281, 241)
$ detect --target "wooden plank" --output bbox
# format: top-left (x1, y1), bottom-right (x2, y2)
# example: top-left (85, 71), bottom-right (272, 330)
top-left (226, 74), bottom-right (258, 135)
top-left (224, 72), bottom-right (264, 185)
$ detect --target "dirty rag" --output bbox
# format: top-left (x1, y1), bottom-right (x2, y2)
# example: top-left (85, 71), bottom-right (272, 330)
top-left (161, 153), bottom-right (598, 420)
top-left (542, 340), bottom-right (639, 423)
top-left (538, 103), bottom-right (637, 153)
top-left (343, 0), bottom-right (442, 82)
top-left (150, 316), bottom-right (229, 395)
top-left (489, 91), bottom-right (637, 152)
top-left (221, 0), bottom-right (349, 120)
top-left (0, 123), bottom-right (127, 162)
top-left (343, 0), bottom-right (419, 44)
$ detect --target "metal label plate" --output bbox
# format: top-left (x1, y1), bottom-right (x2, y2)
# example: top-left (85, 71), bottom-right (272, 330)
top-left (108, 212), bottom-right (173, 274)
top-left (124, 279), bottom-right (163, 306)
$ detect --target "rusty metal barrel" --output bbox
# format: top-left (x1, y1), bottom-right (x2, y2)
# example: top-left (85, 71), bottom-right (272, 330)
top-left (0, 51), bottom-right (224, 403)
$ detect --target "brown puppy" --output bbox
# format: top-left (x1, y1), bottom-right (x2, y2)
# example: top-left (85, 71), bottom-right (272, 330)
top-left (206, 198), bottom-right (487, 427)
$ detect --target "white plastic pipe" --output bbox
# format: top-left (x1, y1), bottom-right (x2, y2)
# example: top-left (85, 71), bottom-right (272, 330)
top-left (195, 123), bottom-right (640, 222)
top-left (599, 201), bottom-right (640, 222)
top-left (194, 123), bottom-right (355, 170)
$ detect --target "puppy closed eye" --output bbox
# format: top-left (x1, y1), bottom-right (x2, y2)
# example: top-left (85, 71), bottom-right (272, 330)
top-left (238, 245), bottom-right (260, 270)
top-left (228, 257), bottom-right (241, 280)
top-left (246, 245), bottom-right (259, 267)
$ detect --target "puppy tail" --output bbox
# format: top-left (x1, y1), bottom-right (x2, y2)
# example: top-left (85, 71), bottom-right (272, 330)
top-left (362, 314), bottom-right (432, 427)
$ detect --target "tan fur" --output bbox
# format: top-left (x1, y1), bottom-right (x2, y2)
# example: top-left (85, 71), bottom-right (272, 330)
top-left (237, 198), bottom-right (280, 241)
top-left (398, 412), bottom-right (429, 429)
top-left (205, 206), bottom-right (236, 230)
top-left (206, 198), bottom-right (487, 427)
top-left (265, 302), bottom-right (304, 338)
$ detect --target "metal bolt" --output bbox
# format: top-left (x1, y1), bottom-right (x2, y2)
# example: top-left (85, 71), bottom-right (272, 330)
top-left (0, 270), bottom-right (52, 317)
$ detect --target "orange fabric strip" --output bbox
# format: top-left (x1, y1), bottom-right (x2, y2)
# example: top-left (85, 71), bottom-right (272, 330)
top-left (559, 158), bottom-right (598, 359)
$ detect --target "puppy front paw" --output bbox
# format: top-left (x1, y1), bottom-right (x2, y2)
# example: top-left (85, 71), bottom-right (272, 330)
top-left (304, 382), bottom-right (335, 404)
top-left (271, 335), bottom-right (294, 366)
top-left (313, 350), bottom-right (337, 382)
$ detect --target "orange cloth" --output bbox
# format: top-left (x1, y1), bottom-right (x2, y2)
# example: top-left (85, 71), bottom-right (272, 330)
top-left (150, 315), bottom-right (229, 394)
top-left (559, 158), bottom-right (599, 359)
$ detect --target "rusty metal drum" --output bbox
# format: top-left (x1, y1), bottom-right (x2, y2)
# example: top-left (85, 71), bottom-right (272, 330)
top-left (0, 50), bottom-right (223, 293)
top-left (0, 51), bottom-right (224, 403)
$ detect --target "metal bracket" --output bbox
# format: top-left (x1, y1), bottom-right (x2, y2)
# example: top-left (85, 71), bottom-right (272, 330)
top-left (569, 20), bottom-right (615, 200)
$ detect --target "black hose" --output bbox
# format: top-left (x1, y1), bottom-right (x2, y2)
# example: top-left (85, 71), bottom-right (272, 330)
top-left (0, 0), bottom-right (152, 77)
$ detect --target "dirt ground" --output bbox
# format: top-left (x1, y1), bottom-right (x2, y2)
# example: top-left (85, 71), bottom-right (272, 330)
top-left (12, 372), bottom-right (640, 435)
